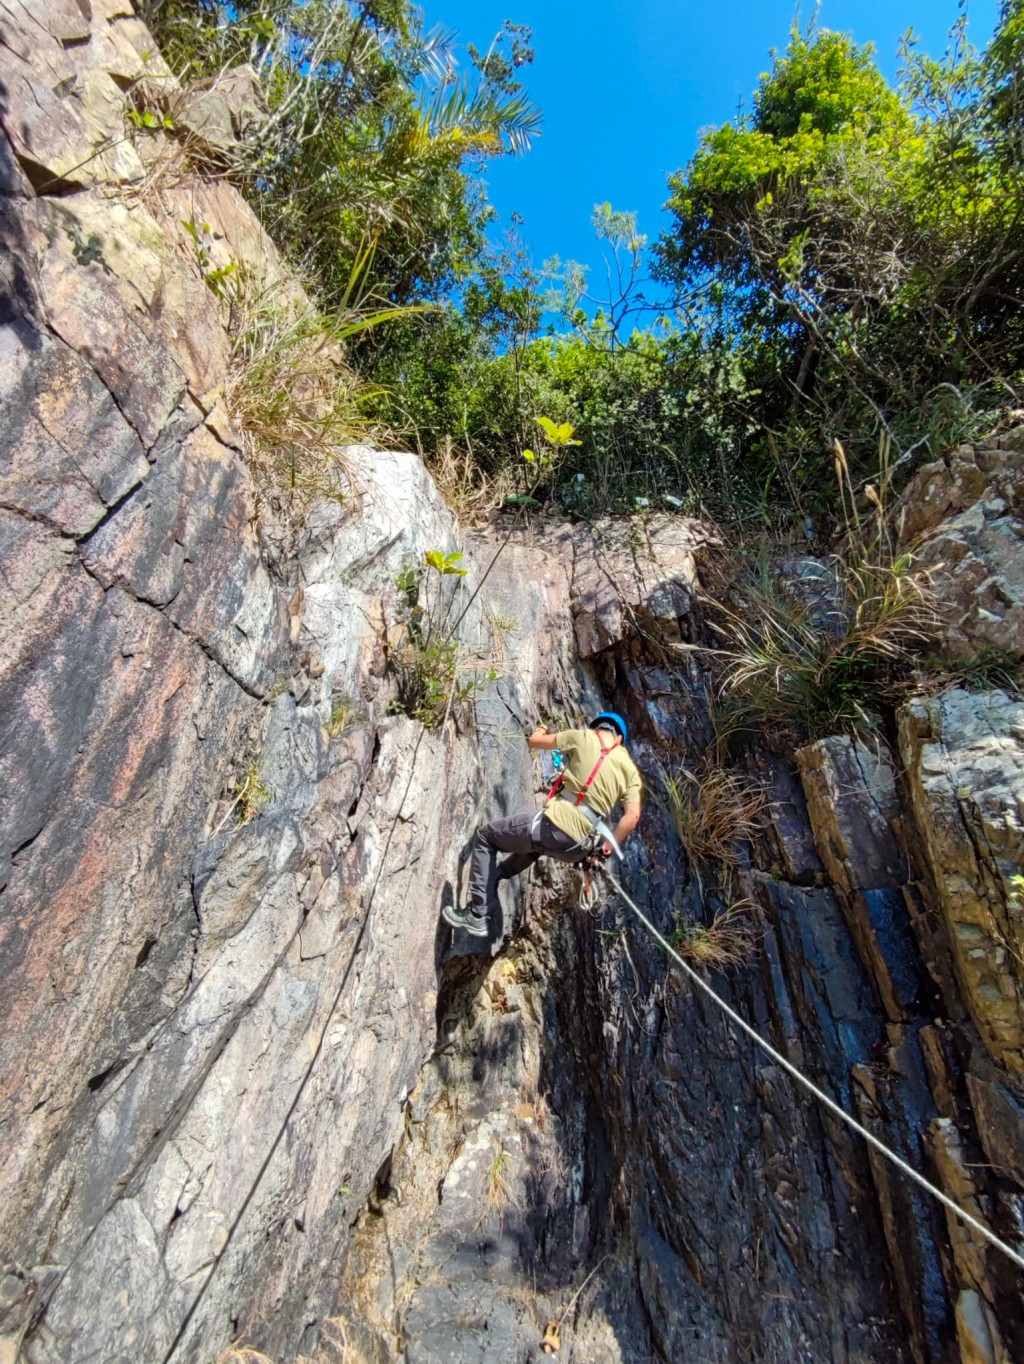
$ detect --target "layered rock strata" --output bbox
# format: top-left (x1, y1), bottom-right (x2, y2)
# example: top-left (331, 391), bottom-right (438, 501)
top-left (1, 5), bottom-right (1023, 1363)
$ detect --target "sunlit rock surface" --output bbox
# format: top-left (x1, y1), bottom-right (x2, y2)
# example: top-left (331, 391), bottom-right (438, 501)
top-left (903, 435), bottom-right (1024, 659)
top-left (1, 3), bottom-right (1022, 1362)
top-left (899, 689), bottom-right (1024, 1079)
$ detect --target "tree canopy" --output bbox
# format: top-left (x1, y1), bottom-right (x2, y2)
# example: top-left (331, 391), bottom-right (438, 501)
top-left (144, 0), bottom-right (1024, 523)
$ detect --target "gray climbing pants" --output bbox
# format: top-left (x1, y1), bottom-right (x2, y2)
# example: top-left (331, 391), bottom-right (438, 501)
top-left (467, 808), bottom-right (590, 911)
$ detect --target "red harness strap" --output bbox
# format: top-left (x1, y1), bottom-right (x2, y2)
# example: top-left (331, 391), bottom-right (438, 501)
top-left (546, 731), bottom-right (616, 807)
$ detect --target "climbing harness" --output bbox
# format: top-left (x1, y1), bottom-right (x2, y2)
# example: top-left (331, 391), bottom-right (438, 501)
top-left (596, 864), bottom-right (1024, 1276)
top-left (546, 729), bottom-right (615, 807)
top-left (538, 746), bottom-right (565, 787)
top-left (544, 729), bottom-right (625, 862)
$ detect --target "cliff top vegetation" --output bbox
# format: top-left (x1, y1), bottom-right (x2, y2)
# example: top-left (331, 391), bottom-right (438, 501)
top-left (145, 0), bottom-right (1024, 529)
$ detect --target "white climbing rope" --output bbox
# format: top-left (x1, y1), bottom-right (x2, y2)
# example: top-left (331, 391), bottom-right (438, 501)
top-left (599, 867), bottom-right (1024, 1275)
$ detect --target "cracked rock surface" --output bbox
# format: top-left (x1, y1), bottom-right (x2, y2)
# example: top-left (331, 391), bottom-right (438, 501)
top-left (2, 6), bottom-right (1023, 1364)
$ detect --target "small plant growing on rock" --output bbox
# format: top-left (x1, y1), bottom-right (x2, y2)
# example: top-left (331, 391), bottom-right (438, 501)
top-left (919, 646), bottom-right (1022, 696)
top-left (326, 699), bottom-right (354, 739)
top-left (659, 762), bottom-right (766, 866)
top-left (231, 763), bottom-right (273, 824)
top-left (515, 415), bottom-right (582, 503)
top-left (181, 216), bottom-right (238, 300)
top-left (484, 1137), bottom-right (515, 1224)
top-left (387, 550), bottom-right (497, 728)
top-left (672, 900), bottom-right (762, 968)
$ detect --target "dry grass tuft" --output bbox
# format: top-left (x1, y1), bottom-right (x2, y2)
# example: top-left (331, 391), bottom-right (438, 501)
top-left (672, 900), bottom-right (762, 968)
top-left (225, 278), bottom-right (387, 514)
top-left (659, 763), bottom-right (766, 866)
top-left (485, 1137), bottom-right (515, 1223)
top-left (427, 436), bottom-right (518, 524)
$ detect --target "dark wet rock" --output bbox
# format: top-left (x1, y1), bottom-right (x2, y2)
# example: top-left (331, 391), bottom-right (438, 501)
top-left (797, 735), bottom-right (923, 1020)
top-left (965, 1070), bottom-right (1024, 1185)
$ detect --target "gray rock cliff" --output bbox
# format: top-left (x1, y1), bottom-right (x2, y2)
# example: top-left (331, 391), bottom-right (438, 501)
top-left (1, 6), bottom-right (1022, 1363)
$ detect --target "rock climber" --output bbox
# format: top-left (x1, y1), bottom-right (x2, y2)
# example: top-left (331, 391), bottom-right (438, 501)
top-left (443, 712), bottom-right (642, 936)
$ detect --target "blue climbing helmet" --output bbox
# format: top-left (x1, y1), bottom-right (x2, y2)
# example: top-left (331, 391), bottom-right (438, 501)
top-left (590, 711), bottom-right (628, 745)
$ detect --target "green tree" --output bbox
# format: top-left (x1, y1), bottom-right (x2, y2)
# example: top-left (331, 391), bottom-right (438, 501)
top-left (548, 203), bottom-right (654, 349)
top-left (143, 1), bottom-right (541, 310)
top-left (655, 8), bottom-right (1024, 499)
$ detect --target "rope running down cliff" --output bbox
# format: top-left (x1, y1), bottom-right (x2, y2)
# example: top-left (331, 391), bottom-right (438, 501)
top-left (598, 865), bottom-right (1024, 1276)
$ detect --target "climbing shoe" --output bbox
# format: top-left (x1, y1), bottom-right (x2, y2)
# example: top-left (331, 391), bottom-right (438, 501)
top-left (442, 903), bottom-right (490, 937)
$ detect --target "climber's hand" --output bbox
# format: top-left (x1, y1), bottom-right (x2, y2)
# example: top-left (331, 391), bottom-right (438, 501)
top-left (599, 842), bottom-right (613, 859)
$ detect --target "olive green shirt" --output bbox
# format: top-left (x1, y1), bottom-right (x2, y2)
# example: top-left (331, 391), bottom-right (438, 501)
top-left (544, 728), bottom-right (642, 845)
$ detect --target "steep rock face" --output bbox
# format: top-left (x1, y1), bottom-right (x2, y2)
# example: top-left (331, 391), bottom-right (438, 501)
top-left (335, 522), bottom-right (912, 1364)
top-left (2, 5), bottom-right (1024, 1363)
top-left (0, 4), bottom-right (487, 1359)
top-left (899, 689), bottom-right (1024, 1079)
top-left (336, 486), bottom-right (1024, 1363)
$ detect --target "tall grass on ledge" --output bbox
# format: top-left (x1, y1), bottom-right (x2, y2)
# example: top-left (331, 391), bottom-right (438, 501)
top-left (225, 281), bottom-right (383, 513)
top-left (224, 252), bottom-right (411, 516)
top-left (713, 436), bottom-right (942, 741)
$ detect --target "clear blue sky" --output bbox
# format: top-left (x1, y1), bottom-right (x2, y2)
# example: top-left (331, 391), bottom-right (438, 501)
top-left (431, 0), bottom-right (1000, 305)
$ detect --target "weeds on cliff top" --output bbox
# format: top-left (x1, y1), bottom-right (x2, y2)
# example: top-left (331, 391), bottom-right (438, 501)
top-left (225, 281), bottom-right (377, 511)
top-left (224, 266), bottom-right (406, 517)
top-left (672, 900), bottom-right (762, 969)
top-left (424, 435), bottom-right (518, 524)
top-left (712, 436), bottom-right (942, 742)
top-left (659, 763), bottom-right (766, 867)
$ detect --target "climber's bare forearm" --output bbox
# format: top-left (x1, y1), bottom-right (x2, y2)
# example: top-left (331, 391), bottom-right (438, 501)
top-left (612, 802), bottom-right (641, 848)
top-left (528, 726), bottom-right (559, 750)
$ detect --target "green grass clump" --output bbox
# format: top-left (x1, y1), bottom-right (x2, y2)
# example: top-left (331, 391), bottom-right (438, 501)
top-left (714, 438), bottom-right (941, 742)
top-left (920, 646), bottom-right (1022, 695)
top-left (659, 762), bottom-right (765, 866)
top-left (231, 764), bottom-right (272, 824)
top-left (672, 901), bottom-right (761, 968)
